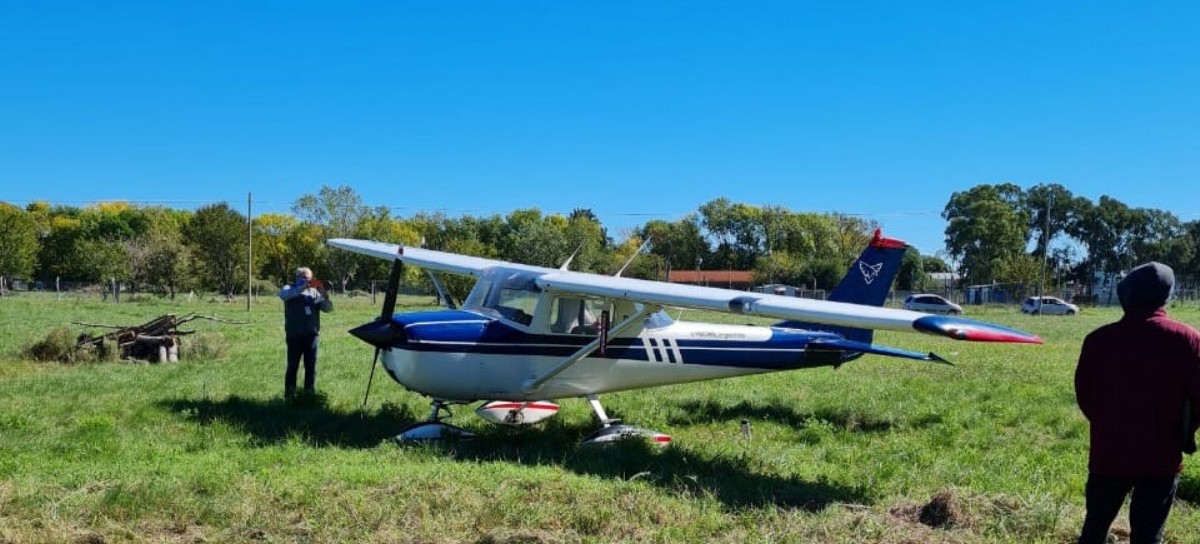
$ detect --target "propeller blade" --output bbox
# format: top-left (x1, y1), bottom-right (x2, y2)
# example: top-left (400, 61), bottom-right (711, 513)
top-left (361, 347), bottom-right (380, 411)
top-left (381, 257), bottom-right (404, 321)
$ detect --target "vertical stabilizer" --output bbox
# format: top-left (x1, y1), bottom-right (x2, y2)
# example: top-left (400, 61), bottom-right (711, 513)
top-left (777, 229), bottom-right (908, 343)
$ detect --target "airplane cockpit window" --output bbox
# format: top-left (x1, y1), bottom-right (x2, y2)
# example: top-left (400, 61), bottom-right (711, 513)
top-left (466, 268), bottom-right (542, 326)
top-left (549, 297), bottom-right (603, 335)
top-left (644, 309), bottom-right (674, 329)
top-left (492, 288), bottom-right (538, 326)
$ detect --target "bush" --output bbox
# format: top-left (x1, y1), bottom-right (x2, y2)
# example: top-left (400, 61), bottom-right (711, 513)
top-left (23, 326), bottom-right (80, 363)
top-left (181, 332), bottom-right (228, 360)
top-left (25, 327), bottom-right (128, 363)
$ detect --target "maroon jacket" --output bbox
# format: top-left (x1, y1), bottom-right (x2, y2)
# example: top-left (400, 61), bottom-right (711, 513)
top-left (1075, 308), bottom-right (1200, 477)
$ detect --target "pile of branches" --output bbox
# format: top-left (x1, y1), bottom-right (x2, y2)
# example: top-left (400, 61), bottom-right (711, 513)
top-left (72, 313), bottom-right (244, 362)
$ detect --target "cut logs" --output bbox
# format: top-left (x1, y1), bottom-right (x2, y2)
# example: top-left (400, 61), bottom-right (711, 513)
top-left (72, 313), bottom-right (244, 362)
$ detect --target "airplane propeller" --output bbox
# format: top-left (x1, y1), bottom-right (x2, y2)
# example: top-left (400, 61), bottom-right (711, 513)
top-left (356, 255), bottom-right (406, 409)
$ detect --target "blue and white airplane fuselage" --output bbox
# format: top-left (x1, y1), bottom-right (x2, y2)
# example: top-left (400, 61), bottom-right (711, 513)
top-left (379, 308), bottom-right (852, 402)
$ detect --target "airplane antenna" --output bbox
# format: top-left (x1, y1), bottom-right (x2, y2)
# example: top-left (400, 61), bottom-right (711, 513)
top-left (559, 243), bottom-right (584, 271)
top-left (615, 236), bottom-right (653, 278)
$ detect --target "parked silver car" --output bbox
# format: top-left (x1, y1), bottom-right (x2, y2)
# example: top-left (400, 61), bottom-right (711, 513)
top-left (902, 294), bottom-right (963, 315)
top-left (1021, 296), bottom-right (1080, 315)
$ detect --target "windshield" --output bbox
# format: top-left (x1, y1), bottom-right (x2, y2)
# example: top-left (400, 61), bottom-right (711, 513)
top-left (491, 287), bottom-right (538, 325)
top-left (464, 268), bottom-right (543, 326)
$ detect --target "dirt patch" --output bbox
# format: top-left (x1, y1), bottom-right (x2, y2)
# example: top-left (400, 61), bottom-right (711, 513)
top-left (74, 532), bottom-right (106, 544)
top-left (475, 530), bottom-right (563, 544)
top-left (889, 489), bottom-right (974, 530)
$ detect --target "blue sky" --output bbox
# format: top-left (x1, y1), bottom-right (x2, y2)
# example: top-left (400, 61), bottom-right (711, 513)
top-left (2, 1), bottom-right (1197, 255)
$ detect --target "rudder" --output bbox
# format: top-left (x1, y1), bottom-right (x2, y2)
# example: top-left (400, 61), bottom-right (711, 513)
top-left (777, 229), bottom-right (908, 343)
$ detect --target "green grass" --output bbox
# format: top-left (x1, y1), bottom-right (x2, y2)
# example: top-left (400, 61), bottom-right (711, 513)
top-left (2, 293), bottom-right (1199, 543)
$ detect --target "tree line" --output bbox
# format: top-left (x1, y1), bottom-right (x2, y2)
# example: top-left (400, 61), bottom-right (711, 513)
top-left (1, 183), bottom-right (1195, 299)
top-left (943, 183), bottom-right (1199, 289)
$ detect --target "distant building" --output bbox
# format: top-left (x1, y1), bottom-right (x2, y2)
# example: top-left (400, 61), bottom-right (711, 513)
top-left (926, 272), bottom-right (960, 289)
top-left (668, 270), bottom-right (754, 290)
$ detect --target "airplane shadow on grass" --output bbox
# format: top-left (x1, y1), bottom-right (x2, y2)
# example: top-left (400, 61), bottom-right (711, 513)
top-left (160, 395), bottom-right (423, 449)
top-left (668, 399), bottom-right (944, 433)
top-left (1178, 474), bottom-right (1200, 505)
top-left (159, 395), bottom-right (868, 510)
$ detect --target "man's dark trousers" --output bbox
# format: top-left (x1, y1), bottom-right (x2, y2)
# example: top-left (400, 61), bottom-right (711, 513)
top-left (285, 333), bottom-right (319, 396)
top-left (1078, 473), bottom-right (1179, 544)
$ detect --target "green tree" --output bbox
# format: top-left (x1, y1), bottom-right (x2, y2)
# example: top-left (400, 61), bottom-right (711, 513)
top-left (1130, 209), bottom-right (1194, 272)
top-left (942, 184), bottom-right (1031, 285)
top-left (752, 250), bottom-right (806, 287)
top-left (896, 247), bottom-right (924, 291)
top-left (503, 209), bottom-right (569, 267)
top-left (123, 207), bottom-right (190, 297)
top-left (37, 214), bottom-right (89, 281)
top-left (699, 197), bottom-right (763, 270)
top-left (184, 203), bottom-right (248, 298)
top-left (255, 213), bottom-right (302, 285)
top-left (921, 255), bottom-right (950, 273)
top-left (352, 206), bottom-right (422, 285)
top-left (0, 203), bottom-right (40, 286)
top-left (563, 211), bottom-right (607, 273)
top-left (1023, 183), bottom-right (1089, 259)
top-left (639, 215), bottom-right (710, 276)
top-left (292, 185), bottom-right (367, 291)
top-left (1068, 196), bottom-right (1142, 277)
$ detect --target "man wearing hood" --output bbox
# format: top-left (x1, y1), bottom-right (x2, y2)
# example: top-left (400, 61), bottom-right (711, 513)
top-left (1075, 262), bottom-right (1200, 544)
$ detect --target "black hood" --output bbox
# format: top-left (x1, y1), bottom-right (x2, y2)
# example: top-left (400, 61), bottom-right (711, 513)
top-left (1117, 261), bottom-right (1174, 312)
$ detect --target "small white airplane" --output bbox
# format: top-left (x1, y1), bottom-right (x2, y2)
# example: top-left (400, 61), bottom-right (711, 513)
top-left (328, 231), bottom-right (1040, 445)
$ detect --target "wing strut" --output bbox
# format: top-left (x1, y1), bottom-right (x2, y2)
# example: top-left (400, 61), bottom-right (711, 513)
top-left (426, 270), bottom-right (457, 309)
top-left (522, 305), bottom-right (655, 394)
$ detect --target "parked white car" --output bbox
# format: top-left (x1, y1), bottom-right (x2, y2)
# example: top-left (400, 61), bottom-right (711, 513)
top-left (903, 294), bottom-right (963, 315)
top-left (1021, 296), bottom-right (1080, 315)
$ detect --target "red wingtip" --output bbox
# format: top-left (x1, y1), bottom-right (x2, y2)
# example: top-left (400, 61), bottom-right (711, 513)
top-left (961, 329), bottom-right (1044, 344)
top-left (913, 315), bottom-right (1043, 344)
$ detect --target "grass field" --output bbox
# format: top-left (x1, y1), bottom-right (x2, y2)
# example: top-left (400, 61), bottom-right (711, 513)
top-left (2, 292), bottom-right (1199, 543)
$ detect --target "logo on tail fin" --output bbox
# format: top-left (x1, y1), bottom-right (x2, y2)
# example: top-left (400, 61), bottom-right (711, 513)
top-left (859, 261), bottom-right (883, 284)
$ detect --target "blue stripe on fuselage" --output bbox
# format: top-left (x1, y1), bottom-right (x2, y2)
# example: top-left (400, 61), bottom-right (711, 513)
top-left (385, 310), bottom-right (857, 370)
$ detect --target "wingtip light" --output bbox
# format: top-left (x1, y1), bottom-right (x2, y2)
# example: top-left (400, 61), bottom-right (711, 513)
top-left (912, 315), bottom-right (1043, 344)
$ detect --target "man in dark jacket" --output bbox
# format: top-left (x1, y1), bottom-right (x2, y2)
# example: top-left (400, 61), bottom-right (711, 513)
top-left (279, 267), bottom-right (333, 398)
top-left (1075, 262), bottom-right (1200, 544)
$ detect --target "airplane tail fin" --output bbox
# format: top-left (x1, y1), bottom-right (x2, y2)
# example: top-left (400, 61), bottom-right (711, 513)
top-left (776, 229), bottom-right (908, 343)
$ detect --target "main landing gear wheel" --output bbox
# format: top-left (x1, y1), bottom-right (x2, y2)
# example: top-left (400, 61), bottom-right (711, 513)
top-left (579, 394), bottom-right (671, 446)
top-left (394, 400), bottom-right (476, 442)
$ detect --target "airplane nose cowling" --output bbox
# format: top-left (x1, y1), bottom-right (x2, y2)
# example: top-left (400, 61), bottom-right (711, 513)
top-left (349, 319), bottom-right (406, 349)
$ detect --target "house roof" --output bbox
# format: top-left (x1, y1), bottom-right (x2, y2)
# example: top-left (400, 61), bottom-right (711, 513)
top-left (668, 270), bottom-right (755, 283)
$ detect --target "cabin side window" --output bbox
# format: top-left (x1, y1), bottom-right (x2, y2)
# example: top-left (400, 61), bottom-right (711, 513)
top-left (549, 296), bottom-right (604, 335)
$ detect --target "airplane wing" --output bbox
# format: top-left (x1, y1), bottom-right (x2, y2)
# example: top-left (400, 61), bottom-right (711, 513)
top-left (327, 238), bottom-right (547, 278)
top-left (536, 271), bottom-right (1042, 344)
top-left (328, 238), bottom-right (1041, 344)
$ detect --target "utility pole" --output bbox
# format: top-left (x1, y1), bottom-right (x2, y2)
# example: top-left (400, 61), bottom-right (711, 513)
top-left (247, 192), bottom-right (253, 311)
top-left (1038, 194), bottom-right (1053, 302)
